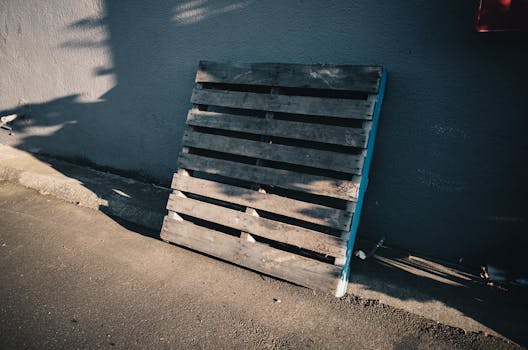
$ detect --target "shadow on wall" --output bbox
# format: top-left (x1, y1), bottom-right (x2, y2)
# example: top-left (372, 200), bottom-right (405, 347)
top-left (0, 0), bottom-right (259, 249)
top-left (1, 0), bottom-right (257, 185)
top-left (0, 0), bottom-right (527, 345)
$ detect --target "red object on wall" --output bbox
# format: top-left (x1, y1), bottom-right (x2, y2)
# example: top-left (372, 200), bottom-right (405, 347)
top-left (476, 0), bottom-right (528, 31)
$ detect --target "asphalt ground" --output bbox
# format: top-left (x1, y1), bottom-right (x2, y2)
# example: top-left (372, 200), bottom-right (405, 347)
top-left (0, 181), bottom-right (522, 349)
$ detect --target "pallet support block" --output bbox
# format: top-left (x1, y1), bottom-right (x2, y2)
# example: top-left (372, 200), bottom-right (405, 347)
top-left (161, 61), bottom-right (387, 296)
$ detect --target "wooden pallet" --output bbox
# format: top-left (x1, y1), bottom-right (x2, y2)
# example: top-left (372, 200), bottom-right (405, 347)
top-left (161, 61), bottom-right (387, 296)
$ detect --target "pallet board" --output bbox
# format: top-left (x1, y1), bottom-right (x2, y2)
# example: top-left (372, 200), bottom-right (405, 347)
top-left (161, 61), bottom-right (387, 296)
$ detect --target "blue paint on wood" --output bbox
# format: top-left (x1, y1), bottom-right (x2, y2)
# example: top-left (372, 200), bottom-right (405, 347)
top-left (336, 68), bottom-right (387, 297)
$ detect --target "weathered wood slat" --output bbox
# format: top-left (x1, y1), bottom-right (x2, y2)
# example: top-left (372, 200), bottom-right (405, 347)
top-left (187, 110), bottom-right (369, 148)
top-left (196, 61), bottom-right (382, 93)
top-left (178, 153), bottom-right (360, 201)
top-left (172, 173), bottom-right (353, 230)
top-left (182, 129), bottom-right (365, 174)
top-left (161, 217), bottom-right (341, 290)
top-left (191, 89), bottom-right (374, 120)
top-left (166, 195), bottom-right (345, 257)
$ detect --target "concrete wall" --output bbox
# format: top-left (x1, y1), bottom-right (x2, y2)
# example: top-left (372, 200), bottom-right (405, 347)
top-left (1, 0), bottom-right (527, 270)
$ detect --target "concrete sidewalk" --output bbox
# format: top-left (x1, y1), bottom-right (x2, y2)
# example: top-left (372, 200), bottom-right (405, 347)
top-left (0, 144), bottom-right (170, 230)
top-left (1, 145), bottom-right (526, 347)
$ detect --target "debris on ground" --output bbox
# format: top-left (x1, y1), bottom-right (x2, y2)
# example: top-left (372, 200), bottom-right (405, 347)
top-left (480, 265), bottom-right (528, 291)
top-left (355, 237), bottom-right (386, 260)
top-left (367, 237), bottom-right (386, 258)
top-left (355, 250), bottom-right (367, 260)
top-left (0, 114), bottom-right (17, 135)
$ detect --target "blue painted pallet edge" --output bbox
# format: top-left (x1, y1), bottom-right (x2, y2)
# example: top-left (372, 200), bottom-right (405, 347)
top-left (335, 68), bottom-right (388, 297)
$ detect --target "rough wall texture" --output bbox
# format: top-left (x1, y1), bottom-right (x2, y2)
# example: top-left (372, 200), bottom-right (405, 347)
top-left (1, 0), bottom-right (527, 269)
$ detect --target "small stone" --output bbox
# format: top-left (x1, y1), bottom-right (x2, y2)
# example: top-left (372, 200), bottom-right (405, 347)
top-left (273, 298), bottom-right (281, 303)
